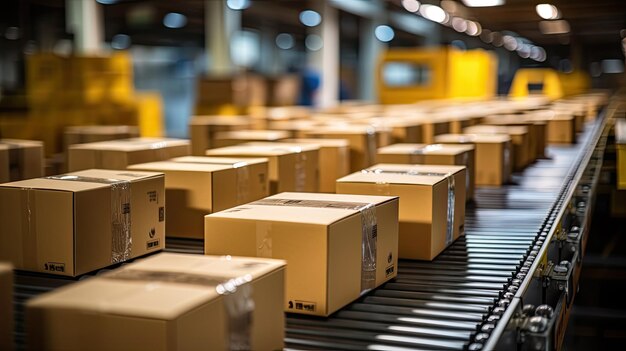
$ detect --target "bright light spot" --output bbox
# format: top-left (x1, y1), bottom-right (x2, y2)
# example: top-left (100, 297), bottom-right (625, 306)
top-left (539, 20), bottom-right (570, 34)
top-left (375, 25), bottom-right (395, 42)
top-left (503, 35), bottom-right (518, 51)
top-left (111, 34), bottom-right (131, 50)
top-left (163, 12), bottom-right (187, 28)
top-left (401, 0), bottom-right (420, 13)
top-left (231, 30), bottom-right (260, 68)
top-left (451, 17), bottom-right (468, 32)
top-left (530, 46), bottom-right (541, 60)
top-left (275, 33), bottom-right (294, 50)
top-left (602, 59), bottom-right (625, 74)
top-left (305, 34), bottom-right (323, 51)
top-left (536, 4), bottom-right (560, 20)
top-left (226, 0), bottom-right (250, 10)
top-left (419, 4), bottom-right (447, 24)
top-left (462, 0), bottom-right (505, 7)
top-left (4, 27), bottom-right (19, 40)
top-left (300, 10), bottom-right (322, 27)
top-left (466, 21), bottom-right (481, 36)
top-left (517, 44), bottom-right (531, 58)
top-left (480, 29), bottom-right (492, 43)
top-left (491, 32), bottom-right (503, 47)
top-left (96, 0), bottom-right (117, 4)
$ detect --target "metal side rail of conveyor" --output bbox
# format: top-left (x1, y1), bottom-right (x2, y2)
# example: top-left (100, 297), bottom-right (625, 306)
top-left (10, 105), bottom-right (613, 351)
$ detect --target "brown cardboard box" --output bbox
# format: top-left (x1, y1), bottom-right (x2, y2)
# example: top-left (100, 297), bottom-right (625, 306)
top-left (0, 169), bottom-right (165, 276)
top-left (63, 125), bottom-right (139, 150)
top-left (0, 139), bottom-right (44, 183)
top-left (68, 138), bottom-right (190, 171)
top-left (268, 120), bottom-right (319, 138)
top-left (376, 143), bottom-right (475, 200)
top-left (525, 111), bottom-right (576, 144)
top-left (482, 115), bottom-right (542, 163)
top-left (414, 116), bottom-right (451, 144)
top-left (304, 126), bottom-right (378, 172)
top-left (285, 138), bottom-right (351, 193)
top-left (0, 263), bottom-right (12, 351)
top-left (435, 133), bottom-right (512, 186)
top-left (26, 253), bottom-right (286, 351)
top-left (337, 164), bottom-right (465, 260)
top-left (129, 158), bottom-right (269, 239)
top-left (205, 192), bottom-right (399, 316)
top-left (189, 115), bottom-right (251, 156)
top-left (464, 125), bottom-right (530, 171)
top-left (213, 130), bottom-right (290, 148)
top-left (206, 143), bottom-right (319, 194)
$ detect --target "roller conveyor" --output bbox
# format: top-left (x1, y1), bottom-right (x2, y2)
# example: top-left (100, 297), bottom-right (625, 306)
top-left (10, 107), bottom-right (611, 350)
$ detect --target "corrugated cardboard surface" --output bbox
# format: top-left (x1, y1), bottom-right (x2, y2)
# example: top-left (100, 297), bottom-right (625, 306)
top-left (189, 115), bottom-right (250, 156)
top-left (213, 130), bottom-right (290, 148)
top-left (337, 164), bottom-right (466, 260)
top-left (68, 138), bottom-right (190, 171)
top-left (0, 263), bottom-right (13, 351)
top-left (206, 143), bottom-right (319, 194)
top-left (63, 125), bottom-right (139, 152)
top-left (129, 159), bottom-right (269, 239)
top-left (0, 139), bottom-right (44, 183)
top-left (303, 126), bottom-right (378, 172)
top-left (26, 253), bottom-right (286, 351)
top-left (464, 125), bottom-right (530, 170)
top-left (205, 192), bottom-right (399, 316)
top-left (0, 169), bottom-right (164, 276)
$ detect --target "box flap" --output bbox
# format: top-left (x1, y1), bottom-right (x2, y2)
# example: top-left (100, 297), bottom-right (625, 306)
top-left (170, 156), bottom-right (269, 166)
top-left (338, 163), bottom-right (465, 186)
top-left (435, 133), bottom-right (511, 143)
top-left (377, 143), bottom-right (474, 155)
top-left (216, 130), bottom-right (290, 140)
top-left (128, 161), bottom-right (233, 173)
top-left (69, 138), bottom-right (189, 151)
top-left (285, 139), bottom-right (350, 147)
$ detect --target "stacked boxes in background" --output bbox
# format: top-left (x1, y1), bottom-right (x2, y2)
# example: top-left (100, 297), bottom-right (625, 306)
top-left (205, 192), bottom-right (399, 316)
top-left (206, 143), bottom-right (319, 194)
top-left (304, 126), bottom-right (378, 172)
top-left (129, 157), bottom-right (269, 239)
top-left (0, 263), bottom-right (12, 351)
top-left (376, 143), bottom-right (476, 200)
top-left (0, 169), bottom-right (165, 276)
top-left (337, 164), bottom-right (466, 260)
top-left (435, 134), bottom-right (513, 186)
top-left (0, 139), bottom-right (44, 183)
top-left (464, 125), bottom-right (530, 171)
top-left (188, 115), bottom-right (251, 155)
top-left (26, 253), bottom-right (286, 351)
top-left (68, 138), bottom-right (190, 171)
top-left (213, 130), bottom-right (290, 148)
top-left (64, 125), bottom-right (139, 150)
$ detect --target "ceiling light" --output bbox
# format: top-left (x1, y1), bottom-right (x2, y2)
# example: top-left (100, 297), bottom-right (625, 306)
top-left (466, 21), bottom-right (481, 36)
top-left (451, 17), bottom-right (467, 32)
top-left (602, 59), bottom-right (625, 74)
top-left (163, 13), bottom-right (187, 29)
top-left (462, 0), bottom-right (504, 7)
top-left (401, 0), bottom-right (420, 13)
top-left (539, 20), bottom-right (570, 34)
top-left (491, 32), bottom-right (503, 47)
top-left (503, 35), bottom-right (518, 51)
top-left (479, 29), bottom-right (492, 43)
top-left (536, 4), bottom-right (560, 20)
top-left (517, 44), bottom-right (531, 58)
top-left (226, 0), bottom-right (250, 10)
top-left (111, 34), bottom-right (131, 49)
top-left (375, 25), bottom-right (395, 42)
top-left (300, 10), bottom-right (322, 27)
top-left (419, 4), bottom-right (447, 24)
top-left (275, 33), bottom-right (294, 50)
top-left (305, 34), bottom-right (323, 51)
top-left (96, 0), bottom-right (117, 4)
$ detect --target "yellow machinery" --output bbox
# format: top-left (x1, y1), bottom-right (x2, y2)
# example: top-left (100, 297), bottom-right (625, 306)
top-left (377, 47), bottom-right (498, 104)
top-left (508, 68), bottom-right (591, 100)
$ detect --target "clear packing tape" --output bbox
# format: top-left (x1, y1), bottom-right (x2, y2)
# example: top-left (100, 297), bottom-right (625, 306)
top-left (364, 168), bottom-right (456, 245)
top-left (45, 175), bottom-right (132, 263)
top-left (249, 198), bottom-right (378, 293)
top-left (103, 266), bottom-right (254, 351)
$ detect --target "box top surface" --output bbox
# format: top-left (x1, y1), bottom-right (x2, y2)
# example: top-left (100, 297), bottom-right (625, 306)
top-left (190, 115), bottom-right (250, 126)
top-left (128, 161), bottom-right (236, 173)
top-left (285, 138), bottom-right (350, 147)
top-left (0, 139), bottom-right (44, 148)
top-left (170, 156), bottom-right (269, 166)
top-left (377, 143), bottom-right (474, 155)
top-left (435, 133), bottom-right (511, 143)
top-left (464, 125), bottom-right (528, 136)
top-left (206, 143), bottom-right (317, 156)
top-left (69, 138), bottom-right (190, 151)
top-left (338, 164), bottom-right (464, 186)
top-left (27, 253), bottom-right (285, 320)
top-left (208, 192), bottom-right (397, 225)
top-left (64, 125), bottom-right (139, 135)
top-left (244, 142), bottom-right (320, 151)
top-left (304, 125), bottom-right (376, 135)
top-left (0, 169), bottom-right (162, 192)
top-left (215, 130), bottom-right (290, 141)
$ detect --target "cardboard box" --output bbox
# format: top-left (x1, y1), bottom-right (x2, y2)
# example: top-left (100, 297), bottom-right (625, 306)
top-left (189, 116), bottom-right (251, 156)
top-left (68, 138), bottom-right (190, 171)
top-left (0, 139), bottom-right (44, 183)
top-left (26, 253), bottom-right (286, 351)
top-left (0, 263), bottom-right (12, 351)
top-left (435, 133), bottom-right (512, 186)
top-left (205, 192), bottom-right (399, 316)
top-left (464, 125), bottom-right (530, 171)
top-left (268, 120), bottom-right (319, 138)
top-left (285, 138), bottom-right (351, 193)
top-left (0, 169), bottom-right (165, 276)
top-left (482, 115), bottom-right (541, 163)
top-left (376, 143), bottom-right (475, 200)
top-left (525, 111), bottom-right (576, 144)
top-left (414, 116), bottom-right (451, 144)
top-left (304, 126), bottom-right (378, 172)
top-left (213, 130), bottom-right (290, 148)
top-left (206, 143), bottom-right (319, 194)
top-left (337, 164), bottom-right (465, 260)
top-left (129, 158), bottom-right (269, 239)
top-left (64, 125), bottom-right (139, 150)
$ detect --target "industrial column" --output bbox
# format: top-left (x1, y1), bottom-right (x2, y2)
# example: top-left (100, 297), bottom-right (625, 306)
top-left (205, 0), bottom-right (241, 75)
top-left (358, 0), bottom-right (386, 102)
top-left (309, 0), bottom-right (339, 108)
top-left (65, 0), bottom-right (104, 54)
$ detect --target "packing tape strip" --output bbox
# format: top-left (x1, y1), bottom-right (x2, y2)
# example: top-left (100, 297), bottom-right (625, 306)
top-left (103, 267), bottom-right (255, 351)
top-left (20, 187), bottom-right (38, 270)
top-left (46, 175), bottom-right (132, 263)
top-left (249, 198), bottom-right (377, 293)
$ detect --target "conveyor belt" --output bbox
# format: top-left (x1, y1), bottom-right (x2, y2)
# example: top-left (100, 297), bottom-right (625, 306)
top-left (11, 111), bottom-right (608, 351)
